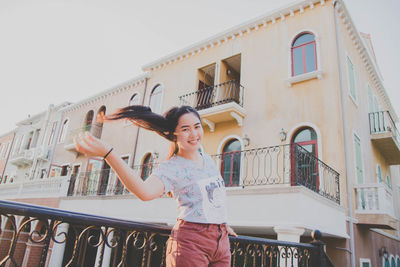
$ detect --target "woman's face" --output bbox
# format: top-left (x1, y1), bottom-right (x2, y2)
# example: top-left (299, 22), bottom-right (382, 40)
top-left (174, 112), bottom-right (203, 154)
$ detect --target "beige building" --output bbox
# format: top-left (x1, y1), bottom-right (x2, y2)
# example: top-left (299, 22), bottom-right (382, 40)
top-left (0, 131), bottom-right (15, 183)
top-left (0, 0), bottom-right (399, 266)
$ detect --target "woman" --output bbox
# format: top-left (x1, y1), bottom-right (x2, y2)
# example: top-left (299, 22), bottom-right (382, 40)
top-left (74, 105), bottom-right (237, 267)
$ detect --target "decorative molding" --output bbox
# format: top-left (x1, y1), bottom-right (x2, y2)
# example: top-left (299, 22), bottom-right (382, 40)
top-left (286, 70), bottom-right (322, 87)
top-left (142, 0), bottom-right (325, 72)
top-left (202, 118), bottom-right (215, 132)
top-left (335, 0), bottom-right (398, 122)
top-left (230, 112), bottom-right (243, 127)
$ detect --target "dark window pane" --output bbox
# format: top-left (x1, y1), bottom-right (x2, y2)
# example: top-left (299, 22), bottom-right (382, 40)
top-left (293, 47), bottom-right (304, 76)
top-left (294, 128), bottom-right (317, 143)
top-left (305, 43), bottom-right (316, 72)
top-left (221, 139), bottom-right (241, 187)
top-left (293, 33), bottom-right (314, 47)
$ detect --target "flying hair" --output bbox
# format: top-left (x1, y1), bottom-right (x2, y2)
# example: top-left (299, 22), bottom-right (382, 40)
top-left (106, 105), bottom-right (201, 143)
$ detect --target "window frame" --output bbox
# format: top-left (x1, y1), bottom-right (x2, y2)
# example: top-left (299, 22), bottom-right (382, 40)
top-left (346, 53), bottom-right (358, 105)
top-left (287, 29), bottom-right (322, 86)
top-left (359, 258), bottom-right (371, 267)
top-left (221, 139), bottom-right (242, 187)
top-left (140, 153), bottom-right (154, 181)
top-left (353, 132), bottom-right (364, 184)
top-left (291, 33), bottom-right (317, 76)
top-left (148, 84), bottom-right (164, 114)
top-left (58, 118), bottom-right (69, 144)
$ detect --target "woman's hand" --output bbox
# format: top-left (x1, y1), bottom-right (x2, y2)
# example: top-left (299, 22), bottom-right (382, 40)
top-left (226, 225), bottom-right (238, 237)
top-left (74, 132), bottom-right (112, 158)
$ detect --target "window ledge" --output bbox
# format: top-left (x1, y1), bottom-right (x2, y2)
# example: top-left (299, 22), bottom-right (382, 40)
top-left (286, 70), bottom-right (322, 87)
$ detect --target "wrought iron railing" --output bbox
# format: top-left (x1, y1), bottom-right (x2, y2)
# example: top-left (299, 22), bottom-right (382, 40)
top-left (212, 144), bottom-right (340, 204)
top-left (0, 200), bottom-right (333, 267)
top-left (369, 110), bottom-right (400, 145)
top-left (66, 144), bottom-right (339, 204)
top-left (67, 164), bottom-right (157, 197)
top-left (178, 80), bottom-right (244, 110)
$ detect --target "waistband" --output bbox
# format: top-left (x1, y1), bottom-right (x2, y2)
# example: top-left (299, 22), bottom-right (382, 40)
top-left (175, 219), bottom-right (227, 229)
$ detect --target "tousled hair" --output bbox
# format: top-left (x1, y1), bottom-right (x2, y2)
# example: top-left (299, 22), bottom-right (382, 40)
top-left (106, 105), bottom-right (201, 158)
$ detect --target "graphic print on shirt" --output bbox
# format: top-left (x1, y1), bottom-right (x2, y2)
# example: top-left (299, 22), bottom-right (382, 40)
top-left (197, 176), bottom-right (227, 221)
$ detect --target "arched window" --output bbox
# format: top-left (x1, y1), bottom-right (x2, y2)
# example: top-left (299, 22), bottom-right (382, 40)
top-left (129, 93), bottom-right (140, 106)
top-left (93, 106), bottom-right (106, 139)
top-left (291, 33), bottom-right (317, 76)
top-left (141, 153), bottom-right (153, 181)
top-left (149, 85), bottom-right (163, 114)
top-left (291, 127), bottom-right (319, 191)
top-left (58, 119), bottom-right (69, 143)
top-left (391, 257), bottom-right (395, 267)
top-left (396, 257), bottom-right (400, 267)
top-left (84, 110), bottom-right (94, 131)
top-left (221, 139), bottom-right (241, 187)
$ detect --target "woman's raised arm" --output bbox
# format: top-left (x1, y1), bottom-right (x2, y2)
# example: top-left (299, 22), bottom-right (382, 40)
top-left (74, 132), bottom-right (165, 201)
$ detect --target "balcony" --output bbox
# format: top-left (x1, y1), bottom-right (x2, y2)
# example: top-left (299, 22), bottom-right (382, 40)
top-left (369, 111), bottom-right (400, 164)
top-left (64, 144), bottom-right (345, 238)
top-left (0, 200), bottom-right (333, 267)
top-left (354, 183), bottom-right (398, 230)
top-left (67, 165), bottom-right (152, 197)
top-left (0, 176), bottom-right (70, 200)
top-left (64, 124), bottom-right (102, 152)
top-left (179, 80), bottom-right (245, 131)
top-left (8, 148), bottom-right (35, 167)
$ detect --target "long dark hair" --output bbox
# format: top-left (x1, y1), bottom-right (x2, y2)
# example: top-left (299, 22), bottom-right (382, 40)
top-left (107, 105), bottom-right (201, 157)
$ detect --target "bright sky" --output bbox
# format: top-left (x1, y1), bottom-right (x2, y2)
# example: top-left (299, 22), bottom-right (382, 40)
top-left (0, 0), bottom-right (399, 135)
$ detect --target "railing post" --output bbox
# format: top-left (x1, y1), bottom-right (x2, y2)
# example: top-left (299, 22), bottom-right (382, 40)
top-left (309, 230), bottom-right (332, 267)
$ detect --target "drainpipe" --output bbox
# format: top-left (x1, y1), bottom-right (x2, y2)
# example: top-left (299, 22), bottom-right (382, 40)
top-left (131, 76), bottom-right (149, 167)
top-left (333, 1), bottom-right (355, 266)
top-left (1, 132), bottom-right (16, 181)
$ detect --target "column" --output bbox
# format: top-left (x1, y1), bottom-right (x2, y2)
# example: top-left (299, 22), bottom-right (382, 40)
top-left (48, 223), bottom-right (69, 267)
top-left (273, 226), bottom-right (305, 267)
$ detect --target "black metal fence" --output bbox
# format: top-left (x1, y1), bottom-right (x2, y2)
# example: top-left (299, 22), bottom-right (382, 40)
top-left (66, 144), bottom-right (340, 205)
top-left (212, 144), bottom-right (340, 204)
top-left (178, 80), bottom-right (244, 110)
top-left (0, 200), bottom-right (333, 267)
top-left (67, 164), bottom-right (156, 197)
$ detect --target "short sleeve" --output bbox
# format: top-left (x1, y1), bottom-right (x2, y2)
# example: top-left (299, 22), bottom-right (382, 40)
top-left (152, 161), bottom-right (177, 195)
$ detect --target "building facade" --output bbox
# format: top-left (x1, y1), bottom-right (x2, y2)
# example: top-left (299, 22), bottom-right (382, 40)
top-left (0, 0), bottom-right (399, 266)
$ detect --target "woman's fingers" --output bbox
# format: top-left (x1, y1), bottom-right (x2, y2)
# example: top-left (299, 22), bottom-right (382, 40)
top-left (227, 225), bottom-right (238, 237)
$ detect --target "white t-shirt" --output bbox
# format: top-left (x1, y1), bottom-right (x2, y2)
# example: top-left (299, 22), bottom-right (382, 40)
top-left (153, 153), bottom-right (228, 224)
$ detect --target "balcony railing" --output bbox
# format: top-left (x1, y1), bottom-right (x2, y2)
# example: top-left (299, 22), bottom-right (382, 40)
top-left (0, 176), bottom-right (70, 199)
top-left (212, 144), bottom-right (340, 204)
top-left (369, 111), bottom-right (400, 145)
top-left (0, 200), bottom-right (333, 267)
top-left (67, 164), bottom-right (157, 197)
top-left (179, 80), bottom-right (244, 110)
top-left (66, 144), bottom-right (340, 205)
top-left (354, 183), bottom-right (395, 217)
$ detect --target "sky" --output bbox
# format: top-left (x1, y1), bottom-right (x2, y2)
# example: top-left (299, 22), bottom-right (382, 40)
top-left (0, 0), bottom-right (399, 135)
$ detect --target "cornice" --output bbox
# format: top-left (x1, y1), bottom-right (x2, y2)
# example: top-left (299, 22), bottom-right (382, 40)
top-left (142, 0), bottom-right (326, 72)
top-left (61, 72), bottom-right (151, 113)
top-left (335, 0), bottom-right (398, 122)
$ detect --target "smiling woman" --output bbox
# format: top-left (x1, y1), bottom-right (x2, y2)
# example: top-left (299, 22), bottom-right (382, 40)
top-left (74, 104), bottom-right (237, 267)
